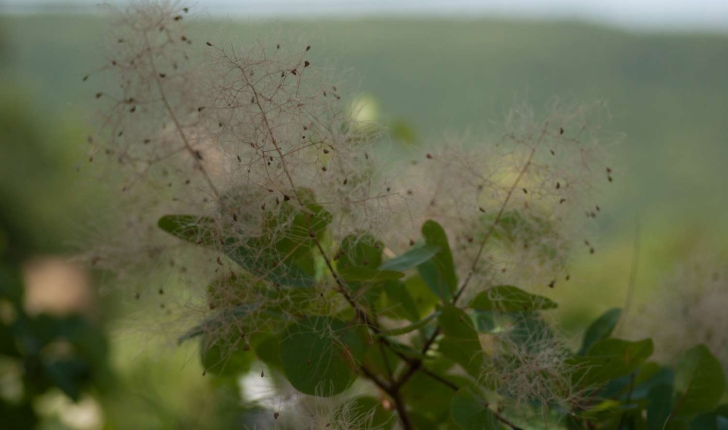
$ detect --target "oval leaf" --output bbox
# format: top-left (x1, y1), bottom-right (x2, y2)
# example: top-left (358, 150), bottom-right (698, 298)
top-left (280, 317), bottom-right (357, 396)
top-left (570, 338), bottom-right (654, 388)
top-left (450, 387), bottom-right (500, 430)
top-left (158, 215), bottom-right (217, 245)
top-left (379, 244), bottom-right (440, 272)
top-left (200, 331), bottom-right (254, 376)
top-left (468, 285), bottom-right (557, 312)
top-left (579, 308), bottom-right (622, 355)
top-left (417, 221), bottom-right (458, 300)
top-left (438, 304), bottom-right (484, 377)
top-left (673, 345), bottom-right (726, 417)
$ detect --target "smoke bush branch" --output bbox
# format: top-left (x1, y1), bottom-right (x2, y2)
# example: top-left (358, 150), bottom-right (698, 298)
top-left (143, 31), bottom-right (220, 199)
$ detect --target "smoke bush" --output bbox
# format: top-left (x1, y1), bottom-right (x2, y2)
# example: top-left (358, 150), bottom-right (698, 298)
top-left (77, 2), bottom-right (727, 429)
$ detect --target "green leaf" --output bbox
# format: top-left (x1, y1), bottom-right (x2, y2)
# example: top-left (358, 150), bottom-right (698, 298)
top-left (338, 266), bottom-right (404, 283)
top-left (381, 279), bottom-right (421, 321)
top-left (405, 274), bottom-right (440, 315)
top-left (379, 244), bottom-right (440, 272)
top-left (673, 345), bottom-right (726, 417)
top-left (601, 361), bottom-right (672, 400)
top-left (580, 308), bottom-right (622, 355)
top-left (571, 338), bottom-right (654, 388)
top-left (227, 199), bottom-right (331, 288)
top-left (177, 303), bottom-right (273, 345)
top-left (158, 215), bottom-right (217, 245)
top-left (161, 192), bottom-right (333, 289)
top-left (647, 384), bottom-right (674, 430)
top-left (362, 340), bottom-right (404, 377)
top-left (225, 243), bottom-right (318, 288)
top-left (335, 234), bottom-right (386, 304)
top-left (250, 333), bottom-right (282, 369)
top-left (468, 285), bottom-right (557, 312)
top-left (280, 317), bottom-right (357, 396)
top-left (438, 304), bottom-right (484, 377)
top-left (337, 234), bottom-right (383, 270)
top-left (402, 371), bottom-right (456, 422)
top-left (450, 387), bottom-right (500, 430)
top-left (200, 331), bottom-right (254, 377)
top-left (418, 220), bottom-right (458, 300)
top-left (690, 412), bottom-right (728, 430)
top-left (377, 312), bottom-right (440, 337)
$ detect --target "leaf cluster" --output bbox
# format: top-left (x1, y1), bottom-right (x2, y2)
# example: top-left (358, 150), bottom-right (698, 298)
top-left (159, 195), bottom-right (728, 430)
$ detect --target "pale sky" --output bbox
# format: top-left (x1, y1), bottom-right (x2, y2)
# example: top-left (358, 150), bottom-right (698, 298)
top-left (3, 0), bottom-right (728, 31)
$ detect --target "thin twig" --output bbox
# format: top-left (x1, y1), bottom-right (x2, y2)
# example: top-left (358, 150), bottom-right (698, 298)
top-left (455, 123), bottom-right (549, 303)
top-left (616, 218), bottom-right (640, 337)
top-left (144, 32), bottom-right (220, 199)
top-left (395, 124), bottom-right (550, 391)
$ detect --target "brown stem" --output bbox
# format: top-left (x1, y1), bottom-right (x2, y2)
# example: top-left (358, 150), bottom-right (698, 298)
top-left (360, 365), bottom-right (414, 430)
top-left (391, 390), bottom-right (414, 430)
top-left (491, 409), bottom-right (525, 430)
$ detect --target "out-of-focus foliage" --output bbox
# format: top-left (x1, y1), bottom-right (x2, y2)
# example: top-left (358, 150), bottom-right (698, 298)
top-left (0, 262), bottom-right (109, 427)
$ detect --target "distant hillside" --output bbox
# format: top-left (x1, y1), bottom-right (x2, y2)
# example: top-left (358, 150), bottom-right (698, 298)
top-left (2, 14), bottom-right (727, 228)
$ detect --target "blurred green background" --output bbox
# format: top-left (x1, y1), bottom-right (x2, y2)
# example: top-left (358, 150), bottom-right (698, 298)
top-left (1, 9), bottom-right (727, 429)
